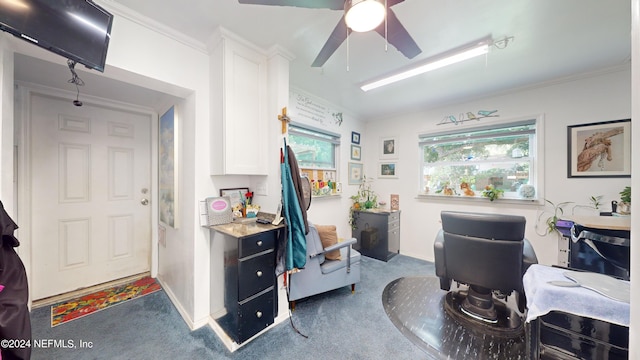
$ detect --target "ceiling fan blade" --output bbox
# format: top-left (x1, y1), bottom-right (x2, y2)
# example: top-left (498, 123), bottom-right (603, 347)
top-left (311, 16), bottom-right (351, 67)
top-left (238, 0), bottom-right (344, 10)
top-left (374, 8), bottom-right (422, 59)
top-left (386, 0), bottom-right (406, 7)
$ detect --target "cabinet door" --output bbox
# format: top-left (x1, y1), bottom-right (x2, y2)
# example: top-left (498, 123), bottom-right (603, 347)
top-left (224, 40), bottom-right (267, 174)
top-left (211, 34), bottom-right (268, 175)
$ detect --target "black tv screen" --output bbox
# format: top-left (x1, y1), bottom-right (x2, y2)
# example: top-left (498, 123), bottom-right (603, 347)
top-left (0, 0), bottom-right (113, 72)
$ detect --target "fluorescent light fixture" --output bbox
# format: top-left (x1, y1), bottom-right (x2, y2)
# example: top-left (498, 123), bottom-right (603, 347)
top-left (345, 0), bottom-right (385, 32)
top-left (360, 38), bottom-right (491, 91)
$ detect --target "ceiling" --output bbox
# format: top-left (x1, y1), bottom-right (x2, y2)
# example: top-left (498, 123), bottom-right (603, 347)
top-left (13, 0), bottom-right (632, 120)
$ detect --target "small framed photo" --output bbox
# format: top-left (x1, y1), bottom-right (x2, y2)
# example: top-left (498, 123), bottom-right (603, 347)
top-left (351, 131), bottom-right (361, 144)
top-left (348, 162), bottom-right (364, 185)
top-left (378, 162), bottom-right (398, 178)
top-left (567, 119), bottom-right (631, 178)
top-left (379, 136), bottom-right (398, 159)
top-left (350, 145), bottom-right (361, 161)
top-left (220, 187), bottom-right (249, 217)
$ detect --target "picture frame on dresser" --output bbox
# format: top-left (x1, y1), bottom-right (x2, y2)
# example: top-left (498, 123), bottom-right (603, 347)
top-left (220, 187), bottom-right (249, 217)
top-left (567, 119), bottom-right (631, 178)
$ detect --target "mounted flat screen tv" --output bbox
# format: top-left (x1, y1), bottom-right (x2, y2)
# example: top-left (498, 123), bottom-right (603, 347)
top-left (0, 0), bottom-right (113, 72)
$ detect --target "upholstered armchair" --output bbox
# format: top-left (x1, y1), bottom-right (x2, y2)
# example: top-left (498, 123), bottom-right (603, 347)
top-left (434, 211), bottom-right (538, 326)
top-left (288, 223), bottom-right (361, 308)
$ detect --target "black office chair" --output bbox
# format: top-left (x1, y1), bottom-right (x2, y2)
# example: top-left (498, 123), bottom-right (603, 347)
top-left (434, 211), bottom-right (538, 334)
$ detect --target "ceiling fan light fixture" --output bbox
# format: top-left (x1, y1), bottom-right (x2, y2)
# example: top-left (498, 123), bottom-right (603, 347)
top-left (360, 38), bottom-right (492, 91)
top-left (345, 0), bottom-right (385, 32)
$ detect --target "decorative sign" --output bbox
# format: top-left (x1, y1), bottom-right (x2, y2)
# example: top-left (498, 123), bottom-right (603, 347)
top-left (289, 88), bottom-right (343, 130)
top-left (438, 110), bottom-right (499, 126)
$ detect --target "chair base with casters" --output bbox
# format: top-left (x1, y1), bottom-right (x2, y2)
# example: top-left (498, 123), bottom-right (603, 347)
top-left (288, 223), bottom-right (361, 309)
top-left (444, 289), bottom-right (524, 337)
top-left (434, 211), bottom-right (538, 337)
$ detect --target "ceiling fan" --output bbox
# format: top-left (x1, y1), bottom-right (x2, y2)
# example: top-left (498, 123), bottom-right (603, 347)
top-left (238, 0), bottom-right (422, 67)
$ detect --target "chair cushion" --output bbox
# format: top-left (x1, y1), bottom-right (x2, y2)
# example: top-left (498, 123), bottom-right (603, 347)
top-left (316, 225), bottom-right (342, 260)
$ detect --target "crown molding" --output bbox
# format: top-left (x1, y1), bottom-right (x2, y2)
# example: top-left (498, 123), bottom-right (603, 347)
top-left (95, 0), bottom-right (208, 55)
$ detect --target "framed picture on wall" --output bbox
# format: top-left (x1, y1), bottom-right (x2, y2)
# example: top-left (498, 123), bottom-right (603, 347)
top-left (351, 131), bottom-right (360, 144)
top-left (378, 162), bottom-right (398, 178)
top-left (348, 162), bottom-right (364, 185)
top-left (159, 105), bottom-right (179, 228)
top-left (350, 145), bottom-right (361, 161)
top-left (379, 136), bottom-right (398, 159)
top-left (567, 119), bottom-right (631, 178)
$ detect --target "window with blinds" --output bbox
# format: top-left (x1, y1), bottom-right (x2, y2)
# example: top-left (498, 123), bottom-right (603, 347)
top-left (419, 119), bottom-right (537, 199)
top-left (289, 124), bottom-right (340, 170)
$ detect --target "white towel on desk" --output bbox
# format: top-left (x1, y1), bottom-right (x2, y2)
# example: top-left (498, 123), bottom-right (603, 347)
top-left (523, 264), bottom-right (630, 327)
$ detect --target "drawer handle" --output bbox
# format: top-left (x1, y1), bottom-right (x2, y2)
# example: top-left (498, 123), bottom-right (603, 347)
top-left (256, 270), bottom-right (263, 277)
top-left (256, 311), bottom-right (263, 318)
top-left (256, 240), bottom-right (263, 246)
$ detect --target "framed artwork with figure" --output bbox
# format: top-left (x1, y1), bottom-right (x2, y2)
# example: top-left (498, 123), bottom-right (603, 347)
top-left (380, 136), bottom-right (398, 159)
top-left (567, 119), bottom-right (630, 178)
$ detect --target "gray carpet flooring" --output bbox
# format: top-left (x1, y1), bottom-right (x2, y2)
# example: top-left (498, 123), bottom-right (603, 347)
top-left (30, 254), bottom-right (435, 360)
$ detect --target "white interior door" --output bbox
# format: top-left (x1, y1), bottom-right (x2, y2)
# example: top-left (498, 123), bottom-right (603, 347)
top-left (30, 93), bottom-right (152, 300)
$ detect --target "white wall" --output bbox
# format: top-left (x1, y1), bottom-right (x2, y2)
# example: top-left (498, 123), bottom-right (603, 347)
top-left (0, 36), bottom-right (15, 217)
top-left (629, 0), bottom-right (638, 357)
top-left (364, 67), bottom-right (631, 266)
top-left (105, 15), bottom-right (214, 328)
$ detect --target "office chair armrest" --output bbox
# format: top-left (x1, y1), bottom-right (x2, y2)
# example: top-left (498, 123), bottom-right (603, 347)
top-left (322, 238), bottom-right (357, 273)
top-left (434, 230), bottom-right (446, 277)
top-left (323, 238), bottom-right (356, 253)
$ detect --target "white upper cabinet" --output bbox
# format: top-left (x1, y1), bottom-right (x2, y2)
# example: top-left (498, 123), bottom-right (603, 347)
top-left (210, 28), bottom-right (268, 175)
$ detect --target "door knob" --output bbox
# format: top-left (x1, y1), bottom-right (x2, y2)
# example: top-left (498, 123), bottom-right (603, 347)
top-left (141, 198), bottom-right (149, 205)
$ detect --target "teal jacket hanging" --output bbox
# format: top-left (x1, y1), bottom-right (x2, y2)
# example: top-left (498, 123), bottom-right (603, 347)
top-left (280, 139), bottom-right (307, 271)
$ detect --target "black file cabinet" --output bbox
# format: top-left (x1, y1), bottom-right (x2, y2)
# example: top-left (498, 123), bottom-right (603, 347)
top-left (211, 224), bottom-right (280, 344)
top-left (352, 210), bottom-right (400, 261)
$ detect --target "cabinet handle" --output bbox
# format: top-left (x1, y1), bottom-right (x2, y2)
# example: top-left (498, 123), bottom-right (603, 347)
top-left (257, 240), bottom-right (263, 246)
top-left (256, 270), bottom-right (263, 277)
top-left (256, 311), bottom-right (263, 318)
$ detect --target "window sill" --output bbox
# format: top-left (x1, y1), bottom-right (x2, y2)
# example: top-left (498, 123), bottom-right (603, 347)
top-left (415, 193), bottom-right (543, 206)
top-left (311, 193), bottom-right (341, 199)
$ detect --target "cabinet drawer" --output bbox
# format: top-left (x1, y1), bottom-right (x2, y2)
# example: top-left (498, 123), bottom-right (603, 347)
top-left (239, 231), bottom-right (276, 258)
top-left (238, 289), bottom-right (275, 343)
top-left (238, 253), bottom-right (275, 300)
top-left (388, 211), bottom-right (400, 223)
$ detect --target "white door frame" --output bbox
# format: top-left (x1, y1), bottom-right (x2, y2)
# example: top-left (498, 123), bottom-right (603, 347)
top-left (15, 82), bottom-right (159, 306)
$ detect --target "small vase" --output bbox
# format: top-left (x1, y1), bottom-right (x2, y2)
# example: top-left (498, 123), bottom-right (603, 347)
top-left (518, 184), bottom-right (536, 199)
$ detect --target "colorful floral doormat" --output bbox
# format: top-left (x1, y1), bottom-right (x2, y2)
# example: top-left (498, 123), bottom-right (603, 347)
top-left (51, 276), bottom-right (161, 327)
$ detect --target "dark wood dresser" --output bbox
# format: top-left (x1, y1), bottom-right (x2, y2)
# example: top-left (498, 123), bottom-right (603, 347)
top-left (351, 210), bottom-right (400, 261)
top-left (210, 222), bottom-right (282, 344)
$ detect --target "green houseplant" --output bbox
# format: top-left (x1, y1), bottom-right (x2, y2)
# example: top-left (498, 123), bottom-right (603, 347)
top-left (536, 199), bottom-right (573, 236)
top-left (349, 176), bottom-right (379, 229)
top-left (618, 186), bottom-right (631, 214)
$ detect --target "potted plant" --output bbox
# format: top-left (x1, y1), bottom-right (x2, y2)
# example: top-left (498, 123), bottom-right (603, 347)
top-left (481, 184), bottom-right (504, 201)
top-left (349, 176), bottom-right (379, 229)
top-left (536, 199), bottom-right (573, 236)
top-left (618, 186), bottom-right (631, 214)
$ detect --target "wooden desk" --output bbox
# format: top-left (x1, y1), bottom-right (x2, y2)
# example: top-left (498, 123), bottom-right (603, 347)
top-left (566, 215), bottom-right (630, 231)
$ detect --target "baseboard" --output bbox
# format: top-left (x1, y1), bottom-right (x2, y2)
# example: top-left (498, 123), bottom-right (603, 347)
top-left (156, 277), bottom-right (205, 330)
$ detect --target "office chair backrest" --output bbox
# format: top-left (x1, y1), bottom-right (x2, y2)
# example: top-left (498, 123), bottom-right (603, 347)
top-left (440, 211), bottom-right (526, 292)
